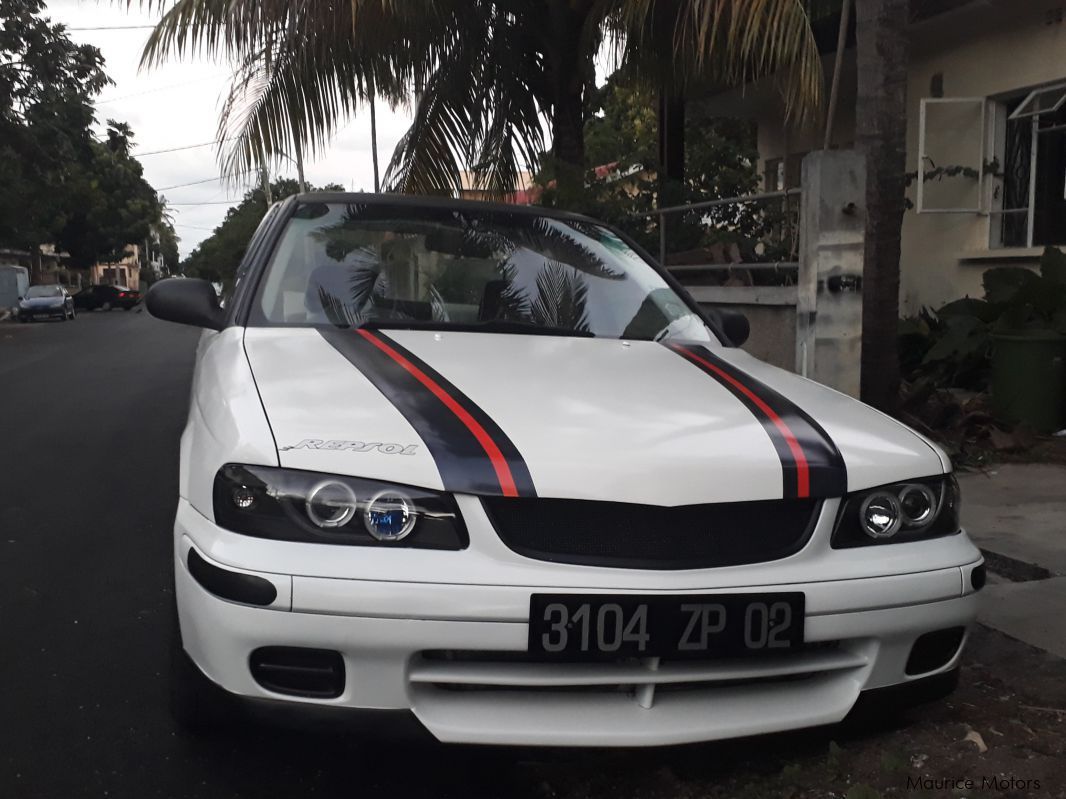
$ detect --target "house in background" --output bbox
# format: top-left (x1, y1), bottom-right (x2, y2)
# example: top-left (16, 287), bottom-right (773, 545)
top-left (698, 0), bottom-right (1066, 314)
top-left (459, 170), bottom-right (540, 205)
top-left (0, 245), bottom-right (74, 286)
top-left (89, 245), bottom-right (142, 291)
top-left (0, 243), bottom-right (146, 290)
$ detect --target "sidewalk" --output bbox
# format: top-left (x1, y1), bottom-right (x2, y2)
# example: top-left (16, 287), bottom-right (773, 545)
top-left (959, 463), bottom-right (1066, 658)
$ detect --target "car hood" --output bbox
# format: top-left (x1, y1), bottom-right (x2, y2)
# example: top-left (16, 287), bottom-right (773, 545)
top-left (243, 328), bottom-right (946, 506)
top-left (21, 297), bottom-right (64, 308)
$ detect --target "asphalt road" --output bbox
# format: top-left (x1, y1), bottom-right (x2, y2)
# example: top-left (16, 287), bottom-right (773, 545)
top-left (0, 310), bottom-right (536, 799)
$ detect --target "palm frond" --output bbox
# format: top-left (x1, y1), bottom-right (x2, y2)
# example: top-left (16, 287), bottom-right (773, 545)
top-left (382, 41), bottom-right (476, 196)
top-left (530, 260), bottom-right (592, 332)
top-left (619, 0), bottom-right (822, 121)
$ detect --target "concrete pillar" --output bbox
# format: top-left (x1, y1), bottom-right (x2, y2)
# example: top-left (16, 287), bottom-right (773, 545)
top-left (796, 150), bottom-right (866, 397)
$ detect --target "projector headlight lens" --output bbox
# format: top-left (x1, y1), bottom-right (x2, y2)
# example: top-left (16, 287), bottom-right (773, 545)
top-left (364, 491), bottom-right (416, 541)
top-left (306, 481), bottom-right (358, 529)
top-left (859, 492), bottom-right (903, 539)
top-left (899, 483), bottom-right (937, 528)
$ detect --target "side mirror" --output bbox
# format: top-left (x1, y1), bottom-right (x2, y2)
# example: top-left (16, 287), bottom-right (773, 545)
top-left (721, 311), bottom-right (750, 347)
top-left (146, 278), bottom-right (225, 331)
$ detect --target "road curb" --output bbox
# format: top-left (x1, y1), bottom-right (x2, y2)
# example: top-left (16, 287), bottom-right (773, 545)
top-left (979, 547), bottom-right (1055, 582)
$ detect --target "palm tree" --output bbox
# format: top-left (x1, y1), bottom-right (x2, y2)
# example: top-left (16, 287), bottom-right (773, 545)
top-left (138, 0), bottom-right (823, 207)
top-left (854, 0), bottom-right (908, 412)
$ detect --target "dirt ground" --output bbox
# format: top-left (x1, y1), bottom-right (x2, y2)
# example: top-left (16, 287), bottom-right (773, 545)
top-left (493, 626), bottom-right (1066, 799)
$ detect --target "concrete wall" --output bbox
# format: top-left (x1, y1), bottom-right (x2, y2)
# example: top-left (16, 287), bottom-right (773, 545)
top-left (797, 151), bottom-right (865, 397)
top-left (687, 288), bottom-right (797, 370)
top-left (704, 0), bottom-right (1066, 314)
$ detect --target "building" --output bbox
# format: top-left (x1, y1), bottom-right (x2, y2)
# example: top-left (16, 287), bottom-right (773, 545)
top-left (459, 170), bottom-right (540, 205)
top-left (89, 245), bottom-right (142, 291)
top-left (699, 0), bottom-right (1066, 313)
top-left (0, 243), bottom-right (146, 290)
top-left (0, 245), bottom-right (74, 286)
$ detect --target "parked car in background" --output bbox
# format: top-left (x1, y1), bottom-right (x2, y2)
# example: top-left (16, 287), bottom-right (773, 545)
top-left (17, 285), bottom-right (75, 322)
top-left (73, 284), bottom-right (141, 311)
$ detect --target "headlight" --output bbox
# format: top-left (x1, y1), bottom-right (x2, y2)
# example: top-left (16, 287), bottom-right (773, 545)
top-left (213, 464), bottom-right (467, 549)
top-left (832, 474), bottom-right (960, 548)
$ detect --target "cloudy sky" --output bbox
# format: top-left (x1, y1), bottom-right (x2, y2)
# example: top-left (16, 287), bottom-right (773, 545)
top-left (46, 0), bottom-right (415, 260)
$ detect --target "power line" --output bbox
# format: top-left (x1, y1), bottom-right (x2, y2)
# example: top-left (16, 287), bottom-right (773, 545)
top-left (157, 170), bottom-right (255, 191)
top-left (97, 74), bottom-right (228, 105)
top-left (168, 200), bottom-right (243, 206)
top-left (174, 223), bottom-right (218, 231)
top-left (135, 140), bottom-right (231, 157)
top-left (67, 24), bottom-right (158, 31)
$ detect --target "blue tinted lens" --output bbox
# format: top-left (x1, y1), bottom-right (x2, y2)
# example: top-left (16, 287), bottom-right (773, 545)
top-left (368, 508), bottom-right (407, 537)
top-left (365, 494), bottom-right (414, 540)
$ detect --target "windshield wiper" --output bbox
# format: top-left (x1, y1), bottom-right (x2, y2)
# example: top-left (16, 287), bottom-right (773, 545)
top-left (357, 319), bottom-right (595, 338)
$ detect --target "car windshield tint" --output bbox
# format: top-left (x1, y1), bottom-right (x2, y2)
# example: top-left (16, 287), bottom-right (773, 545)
top-left (26, 286), bottom-right (61, 298)
top-left (253, 202), bottom-right (716, 342)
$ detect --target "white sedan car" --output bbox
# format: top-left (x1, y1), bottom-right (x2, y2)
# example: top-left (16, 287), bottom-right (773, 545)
top-left (148, 194), bottom-right (983, 746)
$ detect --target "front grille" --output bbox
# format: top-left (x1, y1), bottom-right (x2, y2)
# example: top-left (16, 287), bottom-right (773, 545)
top-left (481, 496), bottom-right (821, 569)
top-left (410, 643), bottom-right (861, 708)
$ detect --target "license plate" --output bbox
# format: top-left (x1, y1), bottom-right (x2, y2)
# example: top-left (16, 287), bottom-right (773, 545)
top-left (528, 593), bottom-right (804, 659)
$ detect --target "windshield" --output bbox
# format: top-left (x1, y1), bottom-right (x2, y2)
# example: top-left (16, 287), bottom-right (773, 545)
top-left (26, 286), bottom-right (61, 298)
top-left (252, 202), bottom-right (716, 342)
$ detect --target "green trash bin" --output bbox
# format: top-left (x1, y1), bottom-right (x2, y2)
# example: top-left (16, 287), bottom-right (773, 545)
top-left (991, 332), bottom-right (1066, 433)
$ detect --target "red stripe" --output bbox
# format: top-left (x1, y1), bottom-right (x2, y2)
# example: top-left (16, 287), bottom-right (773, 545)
top-left (355, 329), bottom-right (520, 497)
top-left (672, 345), bottom-right (810, 498)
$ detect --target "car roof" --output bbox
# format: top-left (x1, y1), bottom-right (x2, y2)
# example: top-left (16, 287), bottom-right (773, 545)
top-left (286, 192), bottom-right (605, 226)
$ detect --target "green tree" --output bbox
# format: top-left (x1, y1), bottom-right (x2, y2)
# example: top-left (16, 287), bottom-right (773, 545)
top-left (0, 0), bottom-right (109, 262)
top-left (569, 72), bottom-right (764, 259)
top-left (181, 178), bottom-right (342, 287)
top-left (139, 0), bottom-right (822, 208)
top-left (154, 220), bottom-right (180, 276)
top-left (58, 120), bottom-right (166, 269)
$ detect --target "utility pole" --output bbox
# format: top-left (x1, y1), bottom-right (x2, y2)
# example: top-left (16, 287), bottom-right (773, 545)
top-left (295, 138), bottom-right (307, 193)
top-left (370, 84), bottom-right (380, 192)
top-left (258, 141), bottom-right (273, 204)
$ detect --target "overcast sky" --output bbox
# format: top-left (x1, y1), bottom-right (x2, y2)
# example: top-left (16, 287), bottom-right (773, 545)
top-left (46, 0), bottom-right (415, 260)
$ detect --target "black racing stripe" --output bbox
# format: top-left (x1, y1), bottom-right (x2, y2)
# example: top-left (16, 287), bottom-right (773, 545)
top-left (319, 327), bottom-right (537, 498)
top-left (667, 343), bottom-right (847, 499)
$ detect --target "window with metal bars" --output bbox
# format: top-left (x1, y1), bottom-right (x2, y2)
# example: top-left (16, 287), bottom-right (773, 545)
top-left (993, 85), bottom-right (1066, 249)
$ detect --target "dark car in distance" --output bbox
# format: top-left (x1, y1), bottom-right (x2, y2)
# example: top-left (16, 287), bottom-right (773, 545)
top-left (18, 285), bottom-right (75, 322)
top-left (73, 284), bottom-right (142, 311)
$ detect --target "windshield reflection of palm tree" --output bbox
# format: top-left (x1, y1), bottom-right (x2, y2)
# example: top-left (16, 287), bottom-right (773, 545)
top-left (307, 206), bottom-right (619, 330)
top-left (313, 247), bottom-right (383, 327)
top-left (494, 261), bottom-right (592, 333)
top-left (530, 260), bottom-right (592, 332)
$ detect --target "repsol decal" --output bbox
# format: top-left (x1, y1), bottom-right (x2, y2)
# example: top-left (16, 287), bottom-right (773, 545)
top-left (318, 328), bottom-right (537, 498)
top-left (281, 439), bottom-right (419, 455)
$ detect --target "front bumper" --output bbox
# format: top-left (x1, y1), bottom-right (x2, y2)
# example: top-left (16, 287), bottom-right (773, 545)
top-left (174, 499), bottom-right (982, 747)
top-left (19, 306), bottom-right (64, 319)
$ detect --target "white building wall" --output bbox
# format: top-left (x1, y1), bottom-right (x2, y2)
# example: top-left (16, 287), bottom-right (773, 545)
top-left (712, 0), bottom-right (1066, 314)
